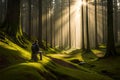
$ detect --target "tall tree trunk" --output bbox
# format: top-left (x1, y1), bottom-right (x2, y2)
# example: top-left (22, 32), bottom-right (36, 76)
top-left (60, 0), bottom-right (63, 49)
top-left (114, 0), bottom-right (118, 43)
top-left (106, 0), bottom-right (116, 57)
top-left (1, 0), bottom-right (21, 37)
top-left (94, 0), bottom-right (98, 49)
top-left (69, 0), bottom-right (71, 48)
top-left (86, 0), bottom-right (90, 51)
top-left (0, 0), bottom-right (7, 25)
top-left (50, 1), bottom-right (53, 48)
top-left (38, 0), bottom-right (42, 47)
top-left (0, 0), bottom-right (2, 24)
top-left (101, 0), bottom-right (105, 43)
top-left (46, 1), bottom-right (48, 48)
top-left (0, 0), bottom-right (27, 48)
top-left (28, 0), bottom-right (31, 39)
top-left (104, 1), bottom-right (107, 43)
top-left (81, 0), bottom-right (85, 50)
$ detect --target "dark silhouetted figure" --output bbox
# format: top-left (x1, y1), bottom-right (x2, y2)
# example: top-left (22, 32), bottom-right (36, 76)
top-left (31, 40), bottom-right (39, 61)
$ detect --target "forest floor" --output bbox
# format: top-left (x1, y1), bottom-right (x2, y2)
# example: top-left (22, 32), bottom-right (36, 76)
top-left (0, 38), bottom-right (120, 80)
top-left (46, 48), bottom-right (120, 80)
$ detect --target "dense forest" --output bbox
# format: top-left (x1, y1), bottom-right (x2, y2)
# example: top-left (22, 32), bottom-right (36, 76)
top-left (0, 0), bottom-right (120, 80)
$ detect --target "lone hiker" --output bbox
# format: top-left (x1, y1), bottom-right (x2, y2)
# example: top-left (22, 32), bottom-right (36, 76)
top-left (31, 40), bottom-right (40, 61)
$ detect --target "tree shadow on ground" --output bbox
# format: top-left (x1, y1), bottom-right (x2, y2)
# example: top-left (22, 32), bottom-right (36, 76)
top-left (63, 49), bottom-right (82, 58)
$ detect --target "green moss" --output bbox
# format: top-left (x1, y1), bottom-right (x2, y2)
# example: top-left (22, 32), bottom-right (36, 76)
top-left (0, 36), bottom-right (118, 80)
top-left (0, 39), bottom-right (31, 69)
top-left (82, 56), bottom-right (120, 79)
top-left (46, 49), bottom-right (120, 80)
top-left (41, 56), bottom-right (113, 80)
top-left (0, 63), bottom-right (46, 80)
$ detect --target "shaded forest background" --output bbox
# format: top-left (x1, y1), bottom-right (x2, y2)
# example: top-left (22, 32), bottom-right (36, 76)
top-left (0, 0), bottom-right (120, 51)
top-left (0, 0), bottom-right (120, 80)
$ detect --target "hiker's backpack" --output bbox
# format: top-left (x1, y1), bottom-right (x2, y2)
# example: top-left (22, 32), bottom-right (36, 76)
top-left (32, 44), bottom-right (39, 53)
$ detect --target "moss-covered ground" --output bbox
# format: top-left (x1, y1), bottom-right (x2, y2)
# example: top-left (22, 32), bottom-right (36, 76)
top-left (0, 37), bottom-right (120, 80)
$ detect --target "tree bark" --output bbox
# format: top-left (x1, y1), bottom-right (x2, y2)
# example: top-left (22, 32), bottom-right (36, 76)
top-left (86, 0), bottom-right (90, 51)
top-left (81, 0), bottom-right (85, 50)
top-left (69, 0), bottom-right (71, 48)
top-left (50, 1), bottom-right (53, 48)
top-left (114, 0), bottom-right (118, 43)
top-left (94, 0), bottom-right (98, 49)
top-left (106, 0), bottom-right (117, 57)
top-left (38, 0), bottom-right (42, 47)
top-left (45, 1), bottom-right (48, 48)
top-left (101, 0), bottom-right (105, 43)
top-left (1, 0), bottom-right (21, 37)
top-left (28, 0), bottom-right (31, 39)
